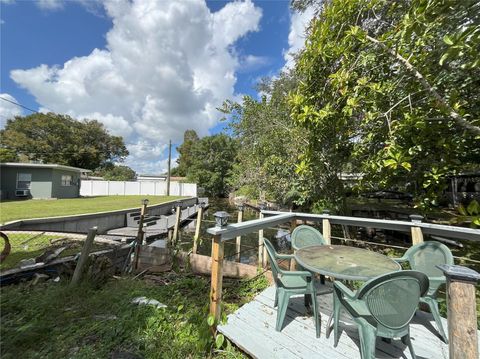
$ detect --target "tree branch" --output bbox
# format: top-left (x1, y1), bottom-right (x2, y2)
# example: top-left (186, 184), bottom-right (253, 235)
top-left (365, 35), bottom-right (480, 136)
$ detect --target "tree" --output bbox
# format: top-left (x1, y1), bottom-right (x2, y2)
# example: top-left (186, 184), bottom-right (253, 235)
top-left (220, 71), bottom-right (315, 208)
top-left (95, 164), bottom-right (136, 181)
top-left (0, 113), bottom-right (129, 170)
top-left (174, 130), bottom-right (199, 176)
top-left (290, 0), bottom-right (480, 211)
top-left (185, 134), bottom-right (237, 197)
top-left (0, 148), bottom-right (18, 162)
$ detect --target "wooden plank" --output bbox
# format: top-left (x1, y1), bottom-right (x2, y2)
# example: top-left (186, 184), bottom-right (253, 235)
top-left (221, 285), bottom-right (452, 359)
top-left (71, 227), bottom-right (97, 285)
top-left (447, 276), bottom-right (479, 358)
top-left (188, 253), bottom-right (258, 279)
top-left (411, 226), bottom-right (423, 245)
top-left (235, 209), bottom-right (243, 262)
top-left (209, 235), bottom-right (224, 322)
top-left (193, 206), bottom-right (203, 254)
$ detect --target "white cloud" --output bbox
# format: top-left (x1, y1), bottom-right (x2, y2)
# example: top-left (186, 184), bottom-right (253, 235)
top-left (284, 6), bottom-right (315, 69)
top-left (10, 0), bottom-right (262, 173)
top-left (0, 93), bottom-right (23, 127)
top-left (37, 0), bottom-right (63, 10)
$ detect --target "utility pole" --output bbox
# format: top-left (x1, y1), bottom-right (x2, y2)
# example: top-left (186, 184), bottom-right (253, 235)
top-left (167, 139), bottom-right (172, 196)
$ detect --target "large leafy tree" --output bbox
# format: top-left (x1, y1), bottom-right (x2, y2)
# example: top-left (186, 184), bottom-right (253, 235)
top-left (0, 113), bottom-right (129, 170)
top-left (220, 72), bottom-right (315, 208)
top-left (173, 130), bottom-right (199, 176)
top-left (184, 134), bottom-right (237, 197)
top-left (95, 164), bottom-right (136, 181)
top-left (290, 0), bottom-right (480, 211)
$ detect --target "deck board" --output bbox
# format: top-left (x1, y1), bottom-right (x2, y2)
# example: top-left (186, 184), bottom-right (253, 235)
top-left (218, 284), bottom-right (469, 359)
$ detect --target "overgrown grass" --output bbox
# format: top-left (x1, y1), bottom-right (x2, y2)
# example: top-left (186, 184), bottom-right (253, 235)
top-left (0, 272), bottom-right (269, 358)
top-left (0, 195), bottom-right (184, 224)
top-left (0, 233), bottom-right (111, 271)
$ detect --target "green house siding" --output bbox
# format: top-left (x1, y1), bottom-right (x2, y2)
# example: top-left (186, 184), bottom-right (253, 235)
top-left (51, 169), bottom-right (80, 199)
top-left (0, 167), bottom-right (53, 199)
top-left (0, 165), bottom-right (82, 200)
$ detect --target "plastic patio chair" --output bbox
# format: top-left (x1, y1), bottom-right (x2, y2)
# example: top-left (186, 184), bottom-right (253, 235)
top-left (393, 241), bottom-right (453, 343)
top-left (329, 270), bottom-right (429, 359)
top-left (263, 238), bottom-right (321, 338)
top-left (291, 225), bottom-right (326, 250)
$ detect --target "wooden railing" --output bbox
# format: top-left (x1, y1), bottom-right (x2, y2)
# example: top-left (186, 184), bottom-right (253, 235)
top-left (206, 210), bottom-right (480, 358)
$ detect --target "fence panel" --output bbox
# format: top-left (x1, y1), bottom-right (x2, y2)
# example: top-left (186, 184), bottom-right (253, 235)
top-left (80, 180), bottom-right (197, 197)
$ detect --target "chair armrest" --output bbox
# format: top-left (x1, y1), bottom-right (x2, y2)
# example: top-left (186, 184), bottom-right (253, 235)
top-left (276, 253), bottom-right (295, 260)
top-left (334, 281), bottom-right (357, 300)
top-left (279, 269), bottom-right (312, 279)
top-left (392, 256), bottom-right (409, 263)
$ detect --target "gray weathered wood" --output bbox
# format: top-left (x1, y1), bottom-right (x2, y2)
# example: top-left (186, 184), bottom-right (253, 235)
top-left (71, 227), bottom-right (97, 285)
top-left (217, 284), bottom-right (464, 359)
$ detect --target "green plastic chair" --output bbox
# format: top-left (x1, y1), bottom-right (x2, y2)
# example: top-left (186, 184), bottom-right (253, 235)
top-left (393, 241), bottom-right (453, 343)
top-left (291, 225), bottom-right (326, 250)
top-left (329, 270), bottom-right (429, 359)
top-left (263, 238), bottom-right (321, 338)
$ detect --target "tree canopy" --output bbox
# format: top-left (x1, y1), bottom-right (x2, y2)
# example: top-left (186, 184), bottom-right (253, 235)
top-left (0, 113), bottom-right (129, 171)
top-left (175, 132), bottom-right (237, 197)
top-left (289, 0), bottom-right (480, 210)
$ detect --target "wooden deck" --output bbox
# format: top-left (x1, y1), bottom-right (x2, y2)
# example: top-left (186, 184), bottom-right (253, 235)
top-left (218, 284), bottom-right (474, 359)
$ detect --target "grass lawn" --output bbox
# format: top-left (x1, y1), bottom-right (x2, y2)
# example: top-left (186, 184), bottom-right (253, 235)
top-left (0, 233), bottom-right (112, 271)
top-left (0, 195), bottom-right (184, 224)
top-left (0, 272), bottom-right (269, 358)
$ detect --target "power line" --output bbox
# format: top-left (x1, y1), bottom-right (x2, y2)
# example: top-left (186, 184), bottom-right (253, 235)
top-left (0, 96), bottom-right (39, 114)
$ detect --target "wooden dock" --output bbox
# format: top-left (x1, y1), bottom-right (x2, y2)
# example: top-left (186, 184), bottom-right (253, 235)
top-left (218, 284), bottom-right (477, 359)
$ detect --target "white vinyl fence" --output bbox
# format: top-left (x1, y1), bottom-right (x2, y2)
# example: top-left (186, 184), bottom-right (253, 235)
top-left (80, 180), bottom-right (197, 197)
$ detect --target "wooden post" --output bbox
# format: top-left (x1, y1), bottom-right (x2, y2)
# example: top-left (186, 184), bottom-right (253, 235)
top-left (192, 204), bottom-right (204, 254)
top-left (235, 205), bottom-right (244, 262)
top-left (410, 214), bottom-right (424, 245)
top-left (322, 210), bottom-right (331, 245)
top-left (290, 218), bottom-right (297, 270)
top-left (172, 204), bottom-right (181, 245)
top-left (71, 227), bottom-right (97, 285)
top-left (437, 265), bottom-right (480, 359)
top-left (167, 139), bottom-right (171, 196)
top-left (134, 199), bottom-right (149, 270)
top-left (209, 234), bottom-right (224, 323)
top-left (258, 211), bottom-right (264, 268)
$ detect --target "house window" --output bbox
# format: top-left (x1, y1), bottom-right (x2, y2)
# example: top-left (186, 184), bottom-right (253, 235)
top-left (61, 175), bottom-right (73, 186)
top-left (17, 173), bottom-right (32, 189)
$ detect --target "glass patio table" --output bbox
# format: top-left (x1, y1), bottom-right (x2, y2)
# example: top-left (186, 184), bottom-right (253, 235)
top-left (294, 245), bottom-right (401, 281)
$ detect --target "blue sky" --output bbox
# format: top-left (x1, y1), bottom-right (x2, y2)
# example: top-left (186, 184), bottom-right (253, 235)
top-left (0, 0), bottom-right (312, 173)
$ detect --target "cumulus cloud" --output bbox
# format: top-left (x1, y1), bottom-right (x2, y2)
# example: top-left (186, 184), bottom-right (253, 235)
top-left (10, 0), bottom-right (262, 173)
top-left (0, 93), bottom-right (23, 127)
top-left (284, 6), bottom-right (315, 69)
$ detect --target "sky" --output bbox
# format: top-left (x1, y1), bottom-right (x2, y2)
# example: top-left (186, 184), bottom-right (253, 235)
top-left (0, 0), bottom-right (314, 174)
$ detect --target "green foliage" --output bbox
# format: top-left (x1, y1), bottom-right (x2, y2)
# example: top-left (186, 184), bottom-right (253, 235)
top-left (451, 199), bottom-right (480, 228)
top-left (174, 130), bottom-right (200, 177)
top-left (0, 148), bottom-right (18, 162)
top-left (181, 134), bottom-right (237, 197)
top-left (291, 0), bottom-right (480, 211)
top-left (95, 164), bottom-right (136, 181)
top-left (0, 272), bottom-right (269, 358)
top-left (220, 73), bottom-right (317, 208)
top-left (0, 113), bottom-right (129, 170)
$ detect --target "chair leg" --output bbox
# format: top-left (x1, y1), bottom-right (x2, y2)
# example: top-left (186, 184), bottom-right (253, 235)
top-left (275, 290), bottom-right (291, 332)
top-left (402, 333), bottom-right (416, 359)
top-left (422, 297), bottom-right (448, 343)
top-left (357, 320), bottom-right (376, 359)
top-left (274, 289), bottom-right (278, 308)
top-left (333, 292), bottom-right (341, 347)
top-left (311, 292), bottom-right (320, 338)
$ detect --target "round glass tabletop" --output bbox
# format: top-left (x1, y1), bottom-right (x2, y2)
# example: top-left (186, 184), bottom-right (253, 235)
top-left (294, 245), bottom-right (401, 281)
